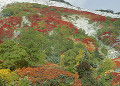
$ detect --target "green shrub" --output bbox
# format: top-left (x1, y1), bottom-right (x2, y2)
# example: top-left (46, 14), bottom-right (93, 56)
top-left (60, 49), bottom-right (77, 73)
top-left (1, 8), bottom-right (14, 17)
top-left (96, 9), bottom-right (114, 14)
top-left (41, 5), bottom-right (48, 8)
top-left (26, 8), bottom-right (34, 12)
top-left (14, 11), bottom-right (30, 17)
top-left (75, 62), bottom-right (92, 78)
top-left (18, 28), bottom-right (47, 66)
top-left (101, 47), bottom-right (108, 55)
top-left (45, 56), bottom-right (60, 64)
top-left (60, 8), bottom-right (64, 11)
top-left (39, 74), bottom-right (74, 86)
top-left (0, 79), bottom-right (4, 86)
top-left (50, 8), bottom-right (56, 11)
top-left (10, 60), bottom-right (28, 71)
top-left (81, 72), bottom-right (113, 86)
top-left (1, 3), bottom-right (34, 17)
top-left (17, 78), bottom-right (31, 86)
top-left (0, 40), bottom-right (30, 69)
top-left (1, 3), bottom-right (24, 17)
top-left (97, 58), bottom-right (116, 75)
top-left (81, 75), bottom-right (98, 86)
top-left (116, 12), bottom-right (120, 14)
top-left (57, 11), bottom-right (62, 15)
top-left (32, 3), bottom-right (41, 8)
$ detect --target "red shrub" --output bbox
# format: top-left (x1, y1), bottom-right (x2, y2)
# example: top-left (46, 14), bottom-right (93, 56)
top-left (16, 61), bottom-right (77, 84)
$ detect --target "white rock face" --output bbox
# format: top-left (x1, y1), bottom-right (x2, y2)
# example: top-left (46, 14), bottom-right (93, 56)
top-left (21, 16), bottom-right (31, 28)
top-left (0, 0), bottom-right (120, 18)
top-left (80, 9), bottom-right (120, 18)
top-left (107, 49), bottom-right (120, 59)
top-left (13, 30), bottom-right (20, 39)
top-left (62, 14), bottom-right (120, 59)
top-left (12, 16), bottom-right (31, 39)
top-left (62, 15), bottom-right (100, 36)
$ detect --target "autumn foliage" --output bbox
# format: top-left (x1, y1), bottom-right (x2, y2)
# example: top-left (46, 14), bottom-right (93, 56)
top-left (0, 2), bottom-right (119, 86)
top-left (15, 61), bottom-right (78, 85)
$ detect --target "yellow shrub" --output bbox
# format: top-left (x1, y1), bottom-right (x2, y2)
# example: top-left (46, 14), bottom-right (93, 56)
top-left (61, 54), bottom-right (65, 58)
top-left (0, 69), bottom-right (11, 82)
top-left (75, 50), bottom-right (84, 61)
top-left (105, 69), bottom-right (114, 74)
top-left (0, 69), bottom-right (18, 84)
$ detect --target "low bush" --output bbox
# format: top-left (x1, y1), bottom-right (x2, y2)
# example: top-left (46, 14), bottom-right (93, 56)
top-left (32, 3), bottom-right (41, 8)
top-left (41, 5), bottom-right (48, 8)
top-left (101, 47), bottom-right (108, 55)
top-left (1, 8), bottom-right (14, 17)
top-left (50, 8), bottom-right (56, 11)
top-left (0, 40), bottom-right (30, 69)
top-left (18, 28), bottom-right (47, 66)
top-left (45, 56), bottom-right (60, 64)
top-left (75, 62), bottom-right (92, 78)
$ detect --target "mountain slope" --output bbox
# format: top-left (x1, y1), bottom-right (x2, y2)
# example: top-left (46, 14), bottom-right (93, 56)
top-left (0, 0), bottom-right (120, 18)
top-left (0, 2), bottom-right (120, 86)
